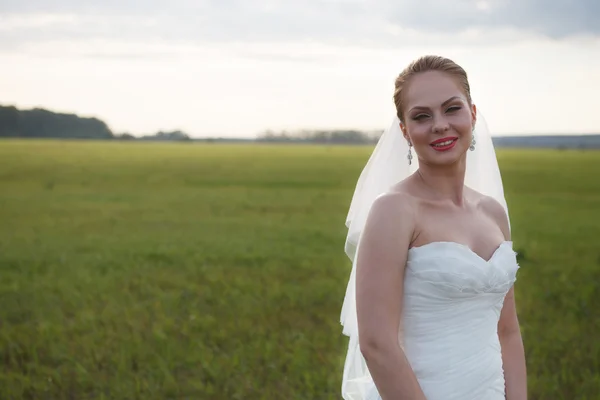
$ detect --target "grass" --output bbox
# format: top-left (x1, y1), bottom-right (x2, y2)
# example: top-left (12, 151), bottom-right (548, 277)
top-left (0, 139), bottom-right (599, 399)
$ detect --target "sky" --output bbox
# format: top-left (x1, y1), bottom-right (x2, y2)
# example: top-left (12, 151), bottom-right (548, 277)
top-left (1, 0), bottom-right (600, 138)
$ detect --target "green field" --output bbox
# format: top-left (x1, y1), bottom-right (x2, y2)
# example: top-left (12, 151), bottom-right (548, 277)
top-left (1, 140), bottom-right (599, 400)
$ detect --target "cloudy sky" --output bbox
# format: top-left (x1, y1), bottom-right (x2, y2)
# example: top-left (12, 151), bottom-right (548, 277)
top-left (1, 0), bottom-right (599, 137)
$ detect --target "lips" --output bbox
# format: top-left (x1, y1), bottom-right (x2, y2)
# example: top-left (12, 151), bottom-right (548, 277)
top-left (430, 137), bottom-right (458, 152)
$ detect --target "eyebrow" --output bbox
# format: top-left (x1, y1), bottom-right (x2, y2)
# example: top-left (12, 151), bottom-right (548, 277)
top-left (409, 96), bottom-right (462, 113)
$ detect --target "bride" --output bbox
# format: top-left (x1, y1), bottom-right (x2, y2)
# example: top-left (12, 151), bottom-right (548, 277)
top-left (340, 55), bottom-right (527, 399)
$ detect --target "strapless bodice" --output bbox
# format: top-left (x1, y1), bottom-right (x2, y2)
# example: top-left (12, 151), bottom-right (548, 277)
top-left (357, 241), bottom-right (520, 400)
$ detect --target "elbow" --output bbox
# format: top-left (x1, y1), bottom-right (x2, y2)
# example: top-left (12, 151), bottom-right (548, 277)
top-left (359, 336), bottom-right (376, 359)
top-left (359, 334), bottom-right (395, 360)
top-left (499, 324), bottom-right (522, 340)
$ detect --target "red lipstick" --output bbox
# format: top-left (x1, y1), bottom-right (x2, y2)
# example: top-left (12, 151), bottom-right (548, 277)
top-left (430, 136), bottom-right (458, 152)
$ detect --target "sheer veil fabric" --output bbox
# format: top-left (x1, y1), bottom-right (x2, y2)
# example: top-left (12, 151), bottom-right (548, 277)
top-left (340, 110), bottom-right (510, 399)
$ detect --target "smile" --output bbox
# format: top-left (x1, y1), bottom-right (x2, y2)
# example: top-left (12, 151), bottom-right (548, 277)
top-left (430, 137), bottom-right (458, 151)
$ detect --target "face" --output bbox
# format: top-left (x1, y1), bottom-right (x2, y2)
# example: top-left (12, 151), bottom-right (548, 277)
top-left (399, 70), bottom-right (476, 167)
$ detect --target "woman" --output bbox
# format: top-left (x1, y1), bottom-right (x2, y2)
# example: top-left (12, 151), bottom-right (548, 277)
top-left (340, 55), bottom-right (527, 399)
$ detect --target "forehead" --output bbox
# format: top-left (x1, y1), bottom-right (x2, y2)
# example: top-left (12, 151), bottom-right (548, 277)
top-left (403, 70), bottom-right (466, 109)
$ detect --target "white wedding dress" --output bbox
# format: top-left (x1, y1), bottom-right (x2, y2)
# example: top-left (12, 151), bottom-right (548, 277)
top-left (360, 240), bottom-right (520, 400)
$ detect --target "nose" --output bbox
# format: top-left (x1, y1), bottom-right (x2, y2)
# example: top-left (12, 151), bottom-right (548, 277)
top-left (432, 115), bottom-right (450, 133)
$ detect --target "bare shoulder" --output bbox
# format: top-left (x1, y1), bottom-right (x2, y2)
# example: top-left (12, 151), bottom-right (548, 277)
top-left (365, 190), bottom-right (416, 234)
top-left (360, 189), bottom-right (417, 251)
top-left (477, 193), bottom-right (511, 240)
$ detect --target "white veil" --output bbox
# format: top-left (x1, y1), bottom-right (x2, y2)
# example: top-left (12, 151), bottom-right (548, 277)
top-left (340, 110), bottom-right (510, 399)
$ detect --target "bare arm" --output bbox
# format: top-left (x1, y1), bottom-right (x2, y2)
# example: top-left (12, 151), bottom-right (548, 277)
top-left (499, 287), bottom-right (527, 400)
top-left (355, 193), bottom-right (427, 400)
top-left (483, 197), bottom-right (528, 400)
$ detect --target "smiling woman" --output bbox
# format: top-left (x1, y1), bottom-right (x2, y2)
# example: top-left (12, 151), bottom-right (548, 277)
top-left (340, 55), bottom-right (528, 400)
top-left (396, 63), bottom-right (477, 166)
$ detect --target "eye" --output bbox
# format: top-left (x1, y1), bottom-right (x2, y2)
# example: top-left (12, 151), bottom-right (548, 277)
top-left (446, 106), bottom-right (462, 113)
top-left (412, 114), bottom-right (429, 121)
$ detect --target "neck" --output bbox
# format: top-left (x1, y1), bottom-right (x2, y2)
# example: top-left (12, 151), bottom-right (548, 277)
top-left (416, 155), bottom-right (467, 205)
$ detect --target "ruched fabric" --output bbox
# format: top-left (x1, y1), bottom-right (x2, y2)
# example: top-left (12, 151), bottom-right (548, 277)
top-left (359, 241), bottom-right (520, 400)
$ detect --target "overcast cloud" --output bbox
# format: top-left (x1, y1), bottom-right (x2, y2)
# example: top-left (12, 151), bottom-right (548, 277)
top-left (0, 0), bottom-right (599, 52)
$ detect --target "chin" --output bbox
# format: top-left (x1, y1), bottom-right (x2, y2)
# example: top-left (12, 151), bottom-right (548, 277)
top-left (423, 139), bottom-right (469, 165)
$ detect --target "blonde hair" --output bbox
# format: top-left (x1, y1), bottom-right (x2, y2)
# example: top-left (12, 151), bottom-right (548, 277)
top-left (393, 55), bottom-right (472, 123)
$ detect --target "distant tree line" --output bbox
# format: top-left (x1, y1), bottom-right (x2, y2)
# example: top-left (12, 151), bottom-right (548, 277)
top-left (119, 130), bottom-right (191, 141)
top-left (0, 105), bottom-right (191, 141)
top-left (0, 104), bottom-right (381, 144)
top-left (256, 129), bottom-right (382, 144)
top-left (0, 105), bottom-right (113, 139)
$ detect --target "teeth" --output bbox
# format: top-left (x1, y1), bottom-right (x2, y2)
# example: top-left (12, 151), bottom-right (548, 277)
top-left (433, 140), bottom-right (454, 147)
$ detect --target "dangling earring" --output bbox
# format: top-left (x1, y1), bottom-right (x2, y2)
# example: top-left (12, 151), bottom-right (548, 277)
top-left (470, 131), bottom-right (476, 151)
top-left (407, 142), bottom-right (413, 165)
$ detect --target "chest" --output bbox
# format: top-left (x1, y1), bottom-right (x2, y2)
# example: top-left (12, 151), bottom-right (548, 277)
top-left (412, 205), bottom-right (505, 258)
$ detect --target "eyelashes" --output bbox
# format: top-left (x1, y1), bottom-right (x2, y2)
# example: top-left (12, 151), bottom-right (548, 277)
top-left (411, 106), bottom-right (462, 121)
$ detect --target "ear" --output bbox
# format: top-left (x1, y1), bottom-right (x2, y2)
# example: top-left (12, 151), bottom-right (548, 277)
top-left (399, 121), bottom-right (411, 144)
top-left (471, 103), bottom-right (477, 130)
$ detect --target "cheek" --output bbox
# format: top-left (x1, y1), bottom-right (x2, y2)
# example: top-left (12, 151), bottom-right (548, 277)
top-left (406, 121), bottom-right (426, 141)
top-left (452, 110), bottom-right (473, 130)
top-left (407, 124), bottom-right (430, 145)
